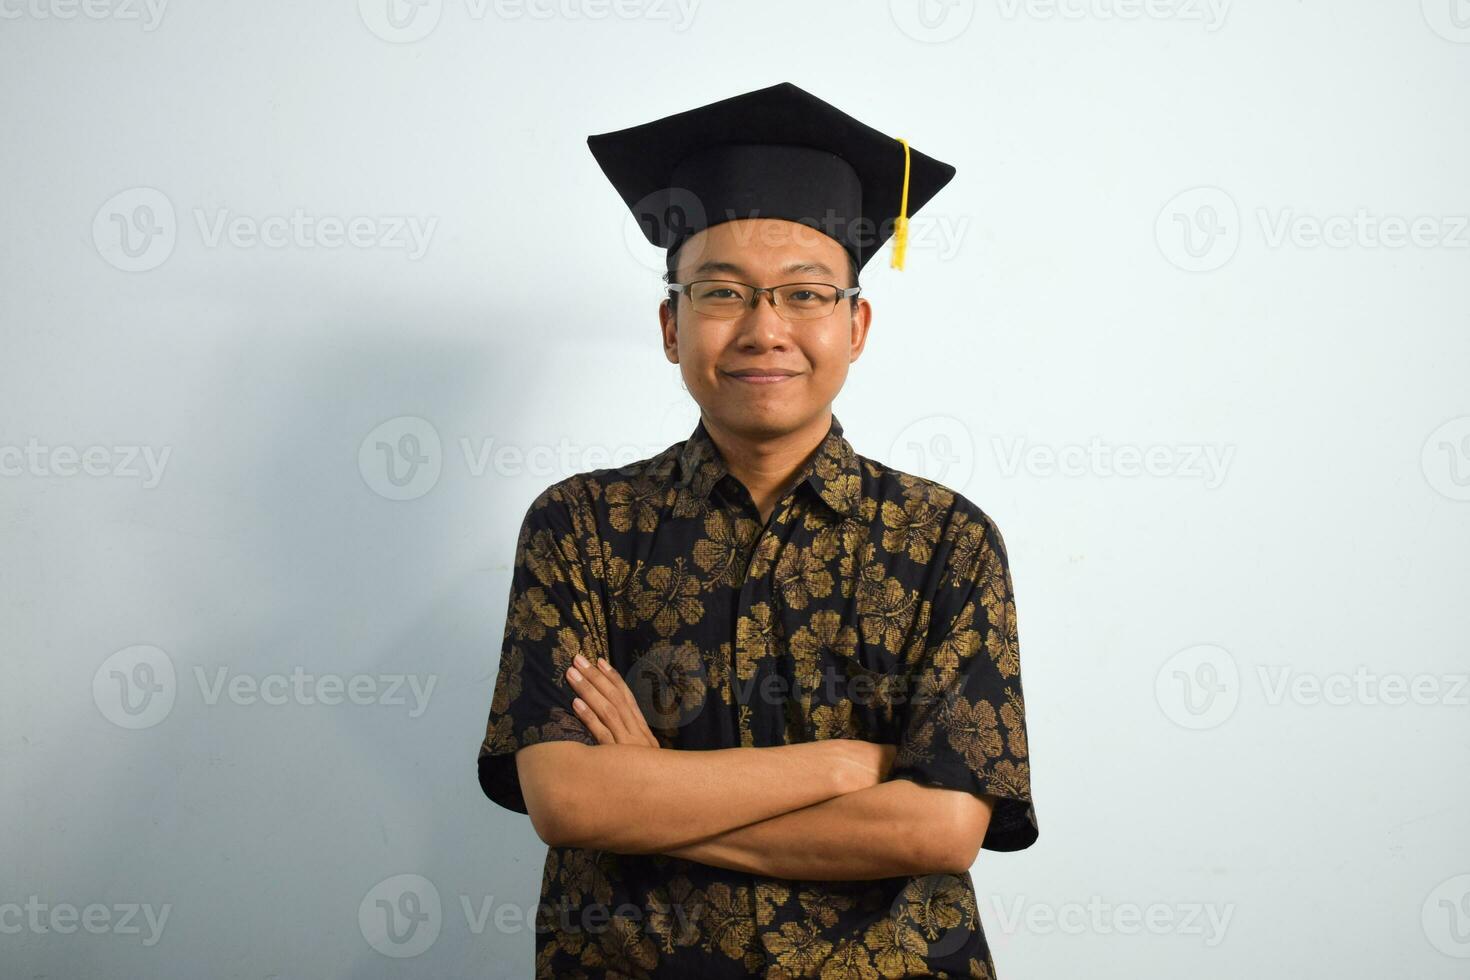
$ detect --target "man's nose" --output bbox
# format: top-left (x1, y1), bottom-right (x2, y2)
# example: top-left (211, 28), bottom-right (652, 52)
top-left (737, 290), bottom-right (794, 338)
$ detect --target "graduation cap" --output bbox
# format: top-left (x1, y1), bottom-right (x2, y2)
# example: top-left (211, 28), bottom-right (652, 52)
top-left (586, 81), bottom-right (956, 275)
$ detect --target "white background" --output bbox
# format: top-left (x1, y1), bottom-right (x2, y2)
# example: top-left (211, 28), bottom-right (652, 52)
top-left (3, 0), bottom-right (1468, 977)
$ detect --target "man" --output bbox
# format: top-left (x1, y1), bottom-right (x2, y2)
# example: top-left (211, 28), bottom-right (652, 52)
top-left (477, 81), bottom-right (1037, 978)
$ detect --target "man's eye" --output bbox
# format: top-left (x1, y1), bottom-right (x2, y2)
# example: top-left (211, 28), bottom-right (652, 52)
top-left (790, 290), bottom-right (818, 301)
top-left (706, 289), bottom-right (740, 299)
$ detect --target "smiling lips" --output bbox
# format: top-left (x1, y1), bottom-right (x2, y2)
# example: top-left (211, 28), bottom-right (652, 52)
top-left (725, 368), bottom-right (801, 385)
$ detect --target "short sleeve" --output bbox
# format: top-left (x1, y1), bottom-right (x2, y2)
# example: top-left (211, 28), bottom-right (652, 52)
top-left (477, 480), bottom-right (608, 814)
top-left (888, 510), bottom-right (1038, 852)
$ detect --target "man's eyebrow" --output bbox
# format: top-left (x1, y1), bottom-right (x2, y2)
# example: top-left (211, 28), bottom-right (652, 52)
top-left (689, 260), bottom-right (838, 278)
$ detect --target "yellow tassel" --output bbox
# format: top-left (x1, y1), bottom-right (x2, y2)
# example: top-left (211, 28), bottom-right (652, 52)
top-left (890, 136), bottom-right (912, 271)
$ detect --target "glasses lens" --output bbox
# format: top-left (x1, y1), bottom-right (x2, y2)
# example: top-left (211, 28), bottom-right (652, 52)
top-left (775, 284), bottom-right (839, 319)
top-left (689, 281), bottom-right (752, 317)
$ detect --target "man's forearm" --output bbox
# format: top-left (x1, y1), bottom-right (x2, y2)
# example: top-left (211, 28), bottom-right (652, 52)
top-left (662, 780), bottom-right (986, 880)
top-left (517, 738), bottom-right (885, 852)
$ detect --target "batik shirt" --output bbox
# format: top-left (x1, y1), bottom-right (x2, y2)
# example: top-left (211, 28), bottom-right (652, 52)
top-left (477, 413), bottom-right (1038, 978)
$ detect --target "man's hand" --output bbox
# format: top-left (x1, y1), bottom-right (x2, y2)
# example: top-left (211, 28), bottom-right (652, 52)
top-left (566, 653), bottom-right (660, 748)
top-left (522, 659), bottom-right (907, 853)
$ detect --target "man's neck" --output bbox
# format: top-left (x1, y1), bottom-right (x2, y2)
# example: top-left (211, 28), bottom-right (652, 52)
top-left (701, 410), bottom-right (833, 524)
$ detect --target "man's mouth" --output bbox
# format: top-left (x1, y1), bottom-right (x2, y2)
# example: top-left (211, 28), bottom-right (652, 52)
top-left (724, 369), bottom-right (800, 385)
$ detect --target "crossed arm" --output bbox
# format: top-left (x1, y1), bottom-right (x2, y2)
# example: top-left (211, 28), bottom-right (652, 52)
top-left (515, 653), bottom-right (994, 880)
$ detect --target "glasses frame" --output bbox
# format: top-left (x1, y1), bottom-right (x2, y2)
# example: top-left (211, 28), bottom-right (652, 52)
top-left (668, 279), bottom-right (862, 321)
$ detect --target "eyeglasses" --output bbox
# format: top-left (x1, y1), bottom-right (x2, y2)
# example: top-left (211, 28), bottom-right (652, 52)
top-left (668, 279), bottom-right (861, 321)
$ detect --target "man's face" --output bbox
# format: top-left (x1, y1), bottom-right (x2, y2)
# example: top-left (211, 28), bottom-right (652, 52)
top-left (658, 218), bottom-right (872, 439)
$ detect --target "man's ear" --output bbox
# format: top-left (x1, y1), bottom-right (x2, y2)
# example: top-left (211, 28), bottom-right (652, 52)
top-left (848, 298), bottom-right (872, 363)
top-left (659, 298), bottom-right (679, 364)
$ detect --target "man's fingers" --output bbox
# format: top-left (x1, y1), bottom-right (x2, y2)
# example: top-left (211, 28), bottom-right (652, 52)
top-left (567, 664), bottom-right (621, 732)
top-left (567, 656), bottom-right (661, 749)
top-left (574, 657), bottom-right (643, 734)
top-left (596, 658), bottom-right (660, 748)
top-left (572, 696), bottom-right (614, 744)
top-left (597, 657), bottom-right (648, 718)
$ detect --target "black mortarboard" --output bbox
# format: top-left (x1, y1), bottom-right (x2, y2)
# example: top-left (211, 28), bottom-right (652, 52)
top-left (586, 81), bottom-right (956, 274)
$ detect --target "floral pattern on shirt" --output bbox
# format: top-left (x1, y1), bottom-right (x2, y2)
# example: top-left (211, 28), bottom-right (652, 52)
top-left (479, 413), bottom-right (1037, 978)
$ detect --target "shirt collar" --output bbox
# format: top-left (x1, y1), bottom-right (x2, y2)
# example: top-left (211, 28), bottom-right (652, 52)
top-left (674, 412), bottom-right (861, 519)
